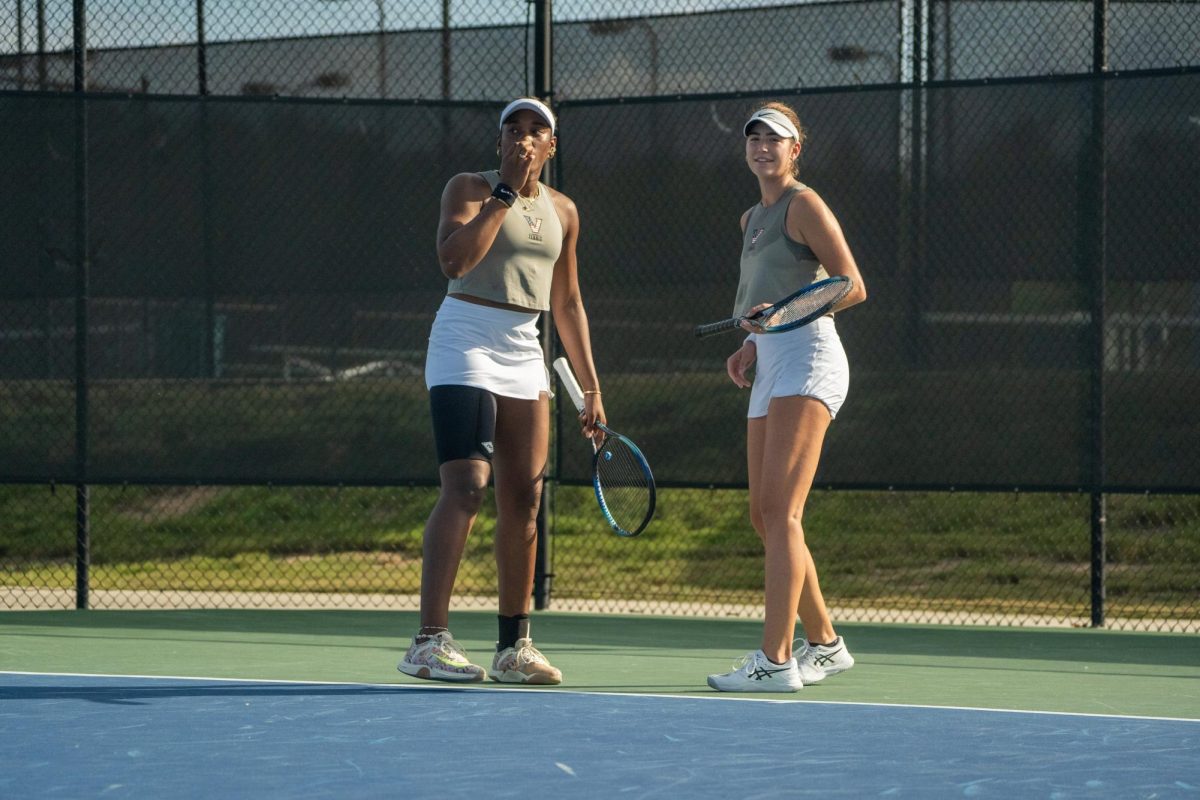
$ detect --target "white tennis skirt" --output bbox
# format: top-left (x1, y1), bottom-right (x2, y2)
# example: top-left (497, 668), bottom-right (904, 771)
top-left (424, 295), bottom-right (550, 400)
top-left (748, 315), bottom-right (849, 419)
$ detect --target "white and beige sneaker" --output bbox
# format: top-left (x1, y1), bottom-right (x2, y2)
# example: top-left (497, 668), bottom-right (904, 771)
top-left (397, 631), bottom-right (485, 683)
top-left (489, 638), bottom-right (562, 685)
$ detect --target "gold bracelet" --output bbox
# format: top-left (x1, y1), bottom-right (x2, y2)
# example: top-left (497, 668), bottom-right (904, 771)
top-left (583, 389), bottom-right (602, 395)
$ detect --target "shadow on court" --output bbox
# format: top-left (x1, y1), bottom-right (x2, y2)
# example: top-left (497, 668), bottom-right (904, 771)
top-left (0, 682), bottom-right (427, 705)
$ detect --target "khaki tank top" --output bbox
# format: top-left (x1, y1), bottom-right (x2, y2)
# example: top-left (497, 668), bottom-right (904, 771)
top-left (446, 170), bottom-right (563, 311)
top-left (732, 184), bottom-right (829, 317)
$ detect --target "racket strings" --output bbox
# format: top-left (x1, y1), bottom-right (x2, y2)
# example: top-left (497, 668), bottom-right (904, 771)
top-left (768, 283), bottom-right (844, 327)
top-left (595, 438), bottom-right (653, 534)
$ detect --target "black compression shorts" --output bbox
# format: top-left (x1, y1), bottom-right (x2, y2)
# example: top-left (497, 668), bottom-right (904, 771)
top-left (429, 384), bottom-right (497, 464)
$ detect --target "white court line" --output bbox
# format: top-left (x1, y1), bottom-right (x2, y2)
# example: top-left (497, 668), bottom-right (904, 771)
top-left (4, 670), bottom-right (1198, 724)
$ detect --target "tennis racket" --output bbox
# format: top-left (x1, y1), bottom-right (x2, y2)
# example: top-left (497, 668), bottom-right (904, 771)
top-left (552, 357), bottom-right (656, 538)
top-left (694, 275), bottom-right (853, 338)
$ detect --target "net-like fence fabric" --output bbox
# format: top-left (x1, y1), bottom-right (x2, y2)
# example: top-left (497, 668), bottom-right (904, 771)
top-left (2, 1), bottom-right (1197, 628)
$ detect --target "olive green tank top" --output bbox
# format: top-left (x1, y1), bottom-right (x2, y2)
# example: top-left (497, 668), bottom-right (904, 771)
top-left (446, 170), bottom-right (563, 311)
top-left (733, 184), bottom-right (829, 317)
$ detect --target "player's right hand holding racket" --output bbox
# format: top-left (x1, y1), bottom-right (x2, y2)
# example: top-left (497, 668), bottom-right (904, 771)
top-left (553, 358), bottom-right (656, 538)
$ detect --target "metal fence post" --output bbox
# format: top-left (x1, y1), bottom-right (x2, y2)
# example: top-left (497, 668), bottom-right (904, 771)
top-left (532, 0), bottom-right (555, 611)
top-left (36, 0), bottom-right (46, 89)
top-left (197, 0), bottom-right (220, 378)
top-left (1088, 0), bottom-right (1109, 628)
top-left (73, 0), bottom-right (91, 610)
top-left (16, 0), bottom-right (26, 89)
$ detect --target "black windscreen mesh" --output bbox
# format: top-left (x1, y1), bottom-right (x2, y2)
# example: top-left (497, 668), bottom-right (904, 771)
top-left (1, 75), bottom-right (1197, 489)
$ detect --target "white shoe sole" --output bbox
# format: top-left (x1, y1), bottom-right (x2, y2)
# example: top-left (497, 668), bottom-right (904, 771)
top-left (397, 662), bottom-right (485, 683)
top-left (488, 668), bottom-right (561, 685)
top-left (819, 657), bottom-right (855, 676)
top-left (798, 665), bottom-right (826, 684)
top-left (706, 676), bottom-right (803, 692)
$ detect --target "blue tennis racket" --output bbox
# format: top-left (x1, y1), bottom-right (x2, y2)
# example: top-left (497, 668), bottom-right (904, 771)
top-left (553, 357), bottom-right (656, 538)
top-left (694, 275), bottom-right (852, 338)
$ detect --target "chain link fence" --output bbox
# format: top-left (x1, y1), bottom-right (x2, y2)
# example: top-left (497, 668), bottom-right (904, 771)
top-left (7, 2), bottom-right (1199, 98)
top-left (2, 1), bottom-right (1198, 630)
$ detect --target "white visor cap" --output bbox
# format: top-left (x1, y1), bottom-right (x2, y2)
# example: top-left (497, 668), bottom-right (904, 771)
top-left (744, 108), bottom-right (799, 140)
top-left (499, 98), bottom-right (556, 135)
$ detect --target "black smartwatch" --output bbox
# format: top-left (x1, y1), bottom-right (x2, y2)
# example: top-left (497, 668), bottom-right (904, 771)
top-left (491, 182), bottom-right (518, 208)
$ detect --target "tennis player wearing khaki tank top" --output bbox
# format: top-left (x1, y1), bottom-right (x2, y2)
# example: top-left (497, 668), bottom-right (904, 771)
top-left (708, 101), bottom-right (868, 693)
top-left (397, 98), bottom-right (605, 686)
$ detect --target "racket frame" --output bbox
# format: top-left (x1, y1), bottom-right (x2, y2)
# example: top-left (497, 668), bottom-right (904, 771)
top-left (552, 357), bottom-right (656, 537)
top-left (693, 275), bottom-right (853, 338)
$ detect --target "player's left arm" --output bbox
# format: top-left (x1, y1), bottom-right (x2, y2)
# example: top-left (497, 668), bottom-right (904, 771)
top-left (549, 190), bottom-right (605, 435)
top-left (788, 189), bottom-right (868, 312)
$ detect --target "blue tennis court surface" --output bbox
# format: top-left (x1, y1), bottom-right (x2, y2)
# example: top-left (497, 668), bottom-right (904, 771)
top-left (3, 672), bottom-right (1198, 798)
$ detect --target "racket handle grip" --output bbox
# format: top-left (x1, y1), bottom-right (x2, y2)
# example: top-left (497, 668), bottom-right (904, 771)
top-left (552, 357), bottom-right (586, 413)
top-left (693, 318), bottom-right (741, 338)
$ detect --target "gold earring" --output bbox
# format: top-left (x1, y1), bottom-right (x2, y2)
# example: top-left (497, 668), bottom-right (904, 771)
top-left (548, 148), bottom-right (556, 158)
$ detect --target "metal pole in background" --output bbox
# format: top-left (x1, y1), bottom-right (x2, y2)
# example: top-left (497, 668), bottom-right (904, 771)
top-left (72, 0), bottom-right (90, 610)
top-left (534, 0), bottom-right (552, 110)
top-left (911, 0), bottom-right (929, 370)
top-left (895, 0), bottom-right (922, 369)
top-left (532, 0), bottom-right (554, 611)
top-left (440, 0), bottom-right (451, 100)
top-left (375, 0), bottom-right (386, 98)
top-left (196, 0), bottom-right (207, 95)
top-left (198, 0), bottom-right (219, 378)
top-left (36, 0), bottom-right (46, 89)
top-left (1088, 0), bottom-right (1109, 628)
top-left (16, 0), bottom-right (25, 89)
top-left (440, 0), bottom-right (451, 163)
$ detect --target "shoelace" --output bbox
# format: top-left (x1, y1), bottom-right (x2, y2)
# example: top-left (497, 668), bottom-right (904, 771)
top-left (440, 637), bottom-right (469, 660)
top-left (509, 640), bottom-right (548, 667)
top-left (416, 633), bottom-right (468, 663)
top-left (434, 638), bottom-right (470, 662)
top-left (729, 652), bottom-right (756, 673)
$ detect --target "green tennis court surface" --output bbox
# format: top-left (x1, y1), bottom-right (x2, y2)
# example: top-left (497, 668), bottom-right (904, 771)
top-left (3, 609), bottom-right (1197, 718)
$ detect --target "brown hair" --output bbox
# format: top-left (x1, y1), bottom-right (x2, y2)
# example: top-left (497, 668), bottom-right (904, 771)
top-left (754, 100), bottom-right (806, 177)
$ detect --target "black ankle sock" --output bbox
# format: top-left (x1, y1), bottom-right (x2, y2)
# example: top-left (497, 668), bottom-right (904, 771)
top-left (808, 636), bottom-right (840, 648)
top-left (497, 614), bottom-right (530, 651)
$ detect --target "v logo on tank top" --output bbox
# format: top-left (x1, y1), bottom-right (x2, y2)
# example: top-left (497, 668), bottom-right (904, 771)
top-left (523, 215), bottom-right (544, 241)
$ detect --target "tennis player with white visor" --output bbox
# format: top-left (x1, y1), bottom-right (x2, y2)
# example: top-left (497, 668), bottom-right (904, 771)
top-left (398, 97), bottom-right (606, 686)
top-left (707, 102), bottom-right (867, 692)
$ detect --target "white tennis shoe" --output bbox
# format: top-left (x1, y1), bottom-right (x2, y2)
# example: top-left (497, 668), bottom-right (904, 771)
top-left (795, 636), bottom-right (855, 677)
top-left (707, 649), bottom-right (804, 693)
